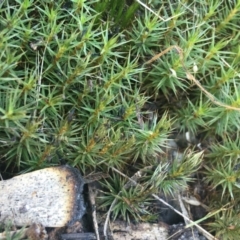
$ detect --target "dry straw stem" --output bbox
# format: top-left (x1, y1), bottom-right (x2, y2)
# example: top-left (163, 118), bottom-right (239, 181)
top-left (145, 45), bottom-right (240, 112)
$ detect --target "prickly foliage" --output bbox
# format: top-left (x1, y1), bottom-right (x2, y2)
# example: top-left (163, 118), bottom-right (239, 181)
top-left (1, 0), bottom-right (240, 238)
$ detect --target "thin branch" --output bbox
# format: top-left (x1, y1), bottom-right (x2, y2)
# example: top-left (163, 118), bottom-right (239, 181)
top-left (103, 197), bottom-right (117, 240)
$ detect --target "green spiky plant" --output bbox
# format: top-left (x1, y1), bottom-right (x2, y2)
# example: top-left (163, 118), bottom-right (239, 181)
top-left (1, 0), bottom-right (240, 239)
top-left (0, 222), bottom-right (26, 240)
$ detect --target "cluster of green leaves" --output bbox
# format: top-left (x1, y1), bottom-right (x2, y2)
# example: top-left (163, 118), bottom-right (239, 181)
top-left (99, 174), bottom-right (153, 223)
top-left (99, 150), bottom-right (202, 222)
top-left (0, 0), bottom-right (147, 172)
top-left (1, 0), bottom-right (240, 238)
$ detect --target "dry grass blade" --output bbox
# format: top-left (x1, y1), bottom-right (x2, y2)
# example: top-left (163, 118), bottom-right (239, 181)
top-left (135, 0), bottom-right (183, 21)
